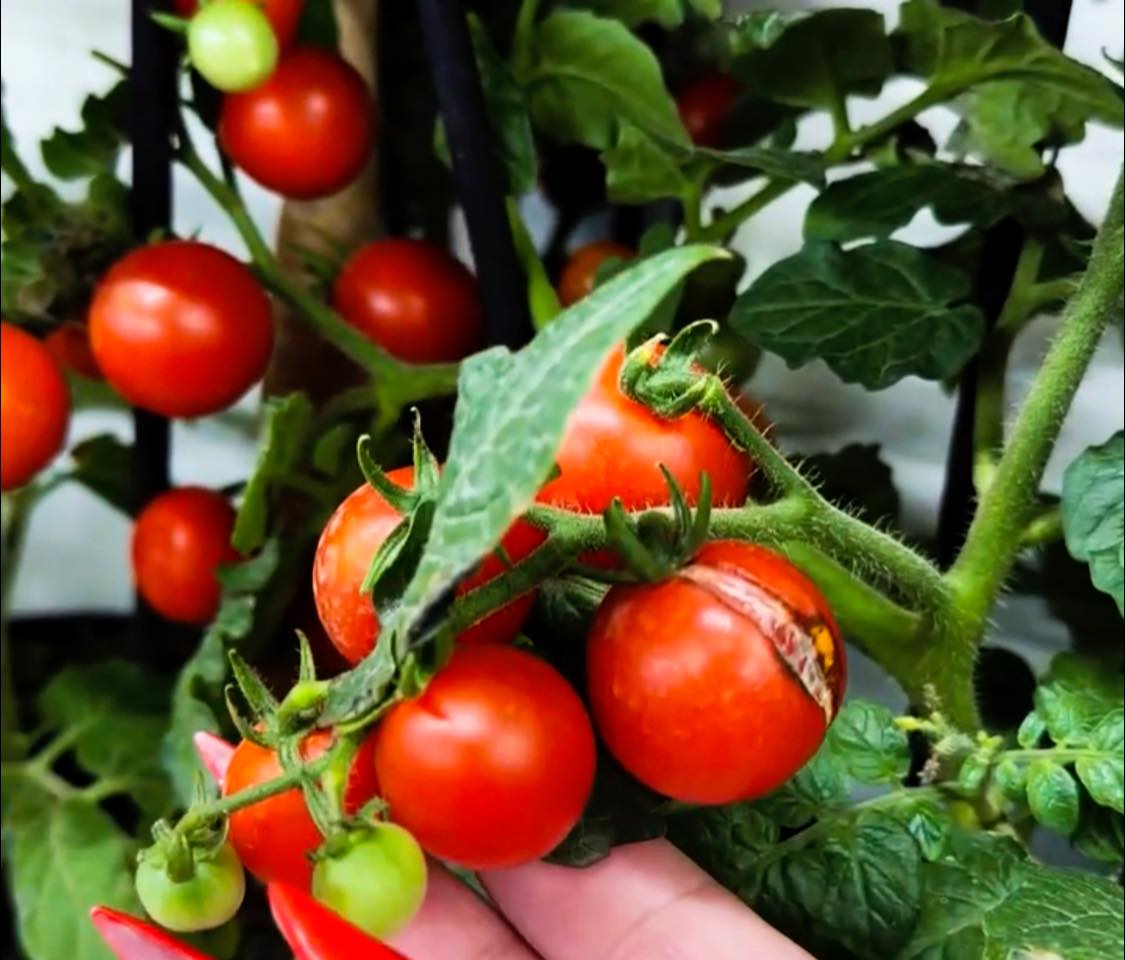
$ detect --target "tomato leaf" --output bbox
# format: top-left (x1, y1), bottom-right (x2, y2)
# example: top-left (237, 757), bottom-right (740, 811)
top-left (67, 434), bottom-right (135, 516)
top-left (730, 240), bottom-right (985, 390)
top-left (1061, 432), bottom-right (1124, 615)
top-left (826, 701), bottom-right (911, 785)
top-left (601, 122), bottom-right (688, 204)
top-left (523, 10), bottom-right (689, 151)
top-left (1032, 653), bottom-right (1124, 746)
top-left (1026, 760), bottom-right (1081, 835)
top-left (579, 0), bottom-right (720, 30)
top-left (900, 829), bottom-right (1124, 959)
top-left (804, 162), bottom-right (1064, 243)
top-left (730, 9), bottom-right (893, 110)
top-left (699, 145), bottom-right (825, 187)
top-left (39, 81), bottom-right (128, 181)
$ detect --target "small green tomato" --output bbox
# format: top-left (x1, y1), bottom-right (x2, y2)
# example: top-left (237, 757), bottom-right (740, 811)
top-left (187, 0), bottom-right (279, 93)
top-left (135, 841), bottom-right (246, 933)
top-left (312, 823), bottom-right (427, 939)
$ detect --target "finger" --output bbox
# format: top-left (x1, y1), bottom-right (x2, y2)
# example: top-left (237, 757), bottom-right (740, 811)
top-left (481, 839), bottom-right (812, 960)
top-left (391, 860), bottom-right (540, 960)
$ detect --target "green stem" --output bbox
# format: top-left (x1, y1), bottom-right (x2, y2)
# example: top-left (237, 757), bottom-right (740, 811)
top-left (950, 166), bottom-right (1124, 631)
top-left (1, 487), bottom-right (39, 751)
top-left (1019, 505), bottom-right (1062, 548)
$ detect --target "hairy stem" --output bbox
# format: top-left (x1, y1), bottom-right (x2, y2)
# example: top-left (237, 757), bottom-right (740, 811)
top-left (950, 166), bottom-right (1124, 631)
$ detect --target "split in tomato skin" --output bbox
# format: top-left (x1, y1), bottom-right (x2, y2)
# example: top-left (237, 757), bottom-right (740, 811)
top-left (676, 72), bottom-right (743, 149)
top-left (374, 644), bottom-right (597, 870)
top-left (313, 465), bottom-right (543, 665)
top-left (0, 322), bottom-right (71, 491)
top-left (131, 487), bottom-right (240, 625)
top-left (89, 241), bottom-right (274, 418)
top-left (224, 731), bottom-right (379, 888)
top-left (219, 47), bottom-right (375, 200)
top-left (537, 344), bottom-right (752, 518)
top-left (332, 238), bottom-right (484, 364)
top-left (558, 241), bottom-right (634, 307)
top-left (587, 540), bottom-right (846, 804)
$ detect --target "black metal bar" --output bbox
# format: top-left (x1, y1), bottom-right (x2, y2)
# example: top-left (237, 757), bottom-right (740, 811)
top-left (933, 0), bottom-right (1073, 566)
top-left (128, 0), bottom-right (175, 508)
top-left (415, 0), bottom-right (533, 349)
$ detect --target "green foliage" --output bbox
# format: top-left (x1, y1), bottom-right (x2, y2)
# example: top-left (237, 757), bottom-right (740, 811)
top-left (1061, 432), bottom-right (1124, 614)
top-left (731, 240), bottom-right (984, 389)
top-left (66, 434), bottom-right (135, 515)
top-left (577, 0), bottom-right (720, 30)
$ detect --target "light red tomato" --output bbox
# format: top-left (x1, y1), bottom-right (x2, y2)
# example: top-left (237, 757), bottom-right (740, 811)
top-left (219, 48), bottom-right (375, 200)
top-left (224, 730), bottom-right (379, 888)
top-left (1, 322), bottom-right (70, 491)
top-left (375, 645), bottom-right (596, 869)
top-left (558, 241), bottom-right (634, 307)
top-left (587, 540), bottom-right (846, 804)
top-left (89, 241), bottom-right (273, 418)
top-left (313, 466), bottom-right (543, 664)
top-left (332, 238), bottom-right (484, 364)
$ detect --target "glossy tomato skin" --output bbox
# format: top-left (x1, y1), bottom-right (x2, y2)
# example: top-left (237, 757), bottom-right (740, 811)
top-left (89, 241), bottom-right (273, 418)
top-left (375, 645), bottom-right (596, 869)
top-left (332, 239), bottom-right (484, 364)
top-left (587, 541), bottom-right (846, 804)
top-left (676, 73), bottom-right (742, 148)
top-left (176, 0), bottom-right (304, 49)
top-left (44, 322), bottom-right (101, 380)
top-left (313, 466), bottom-right (543, 664)
top-left (224, 731), bottom-right (379, 888)
top-left (0, 322), bottom-right (70, 491)
top-left (537, 344), bottom-right (750, 516)
top-left (558, 241), bottom-right (634, 307)
top-left (132, 488), bottom-right (240, 625)
top-left (219, 48), bottom-right (374, 200)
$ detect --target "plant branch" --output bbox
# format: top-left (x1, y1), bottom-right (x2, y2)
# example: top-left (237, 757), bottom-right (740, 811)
top-left (950, 166), bottom-right (1124, 630)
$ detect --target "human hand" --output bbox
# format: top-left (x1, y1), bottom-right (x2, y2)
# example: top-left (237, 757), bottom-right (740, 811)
top-left (391, 839), bottom-right (812, 960)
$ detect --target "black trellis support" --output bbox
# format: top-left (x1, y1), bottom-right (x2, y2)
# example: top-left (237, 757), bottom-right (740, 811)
top-left (128, 0), bottom-right (175, 510)
top-left (414, 0), bottom-right (533, 350)
top-left (934, 0), bottom-right (1073, 567)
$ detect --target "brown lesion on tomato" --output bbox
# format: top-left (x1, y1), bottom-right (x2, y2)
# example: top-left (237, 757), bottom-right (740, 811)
top-left (679, 563), bottom-right (842, 725)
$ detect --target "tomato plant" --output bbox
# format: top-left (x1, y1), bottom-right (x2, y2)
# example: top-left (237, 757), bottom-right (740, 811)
top-left (332, 238), bottom-right (485, 364)
top-left (0, 322), bottom-right (70, 491)
top-left (131, 488), bottom-right (240, 625)
top-left (375, 645), bottom-right (597, 869)
top-left (187, 0), bottom-right (279, 93)
top-left (310, 823), bottom-right (427, 939)
top-left (218, 47), bottom-right (375, 199)
top-left (223, 731), bottom-right (379, 888)
top-left (3, 3), bottom-right (1124, 959)
top-left (89, 241), bottom-right (274, 418)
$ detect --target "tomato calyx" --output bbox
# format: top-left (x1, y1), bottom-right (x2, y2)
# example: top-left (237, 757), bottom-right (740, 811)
top-left (619, 322), bottom-right (720, 419)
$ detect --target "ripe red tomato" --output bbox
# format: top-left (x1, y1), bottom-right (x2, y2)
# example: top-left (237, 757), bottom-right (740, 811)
top-left (219, 48), bottom-right (375, 200)
top-left (224, 730), bottom-right (379, 888)
top-left (537, 344), bottom-right (751, 516)
top-left (558, 241), bottom-right (634, 307)
top-left (1, 322), bottom-right (70, 491)
top-left (587, 540), bottom-right (846, 804)
top-left (332, 239), bottom-right (484, 364)
top-left (44, 322), bottom-right (101, 380)
top-left (131, 487), bottom-right (240, 625)
top-left (89, 241), bottom-right (273, 418)
top-left (375, 645), bottom-right (596, 869)
top-left (676, 72), bottom-right (742, 148)
top-left (313, 466), bottom-right (543, 665)
top-left (175, 0), bottom-right (304, 49)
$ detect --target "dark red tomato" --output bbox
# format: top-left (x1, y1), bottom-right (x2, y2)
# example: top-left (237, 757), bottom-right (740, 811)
top-left (587, 540), bottom-right (846, 804)
top-left (131, 487), bottom-right (240, 625)
top-left (676, 72), bottom-right (742, 148)
top-left (219, 48), bottom-right (374, 200)
top-left (1, 322), bottom-right (70, 491)
top-left (558, 241), bottom-right (634, 307)
top-left (44, 322), bottom-right (101, 380)
top-left (375, 645), bottom-right (596, 869)
top-left (332, 238), bottom-right (484, 364)
top-left (313, 466), bottom-right (543, 664)
top-left (175, 0), bottom-right (304, 49)
top-left (224, 730), bottom-right (379, 888)
top-left (89, 241), bottom-right (273, 418)
top-left (537, 344), bottom-right (751, 518)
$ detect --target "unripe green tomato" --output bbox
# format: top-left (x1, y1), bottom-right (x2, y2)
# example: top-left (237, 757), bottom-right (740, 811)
top-left (135, 842), bottom-right (246, 933)
top-left (312, 823), bottom-right (427, 939)
top-left (188, 0), bottom-right (279, 93)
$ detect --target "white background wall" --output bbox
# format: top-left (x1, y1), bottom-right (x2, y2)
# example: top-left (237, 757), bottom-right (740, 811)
top-left (2, 0), bottom-right (1122, 686)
